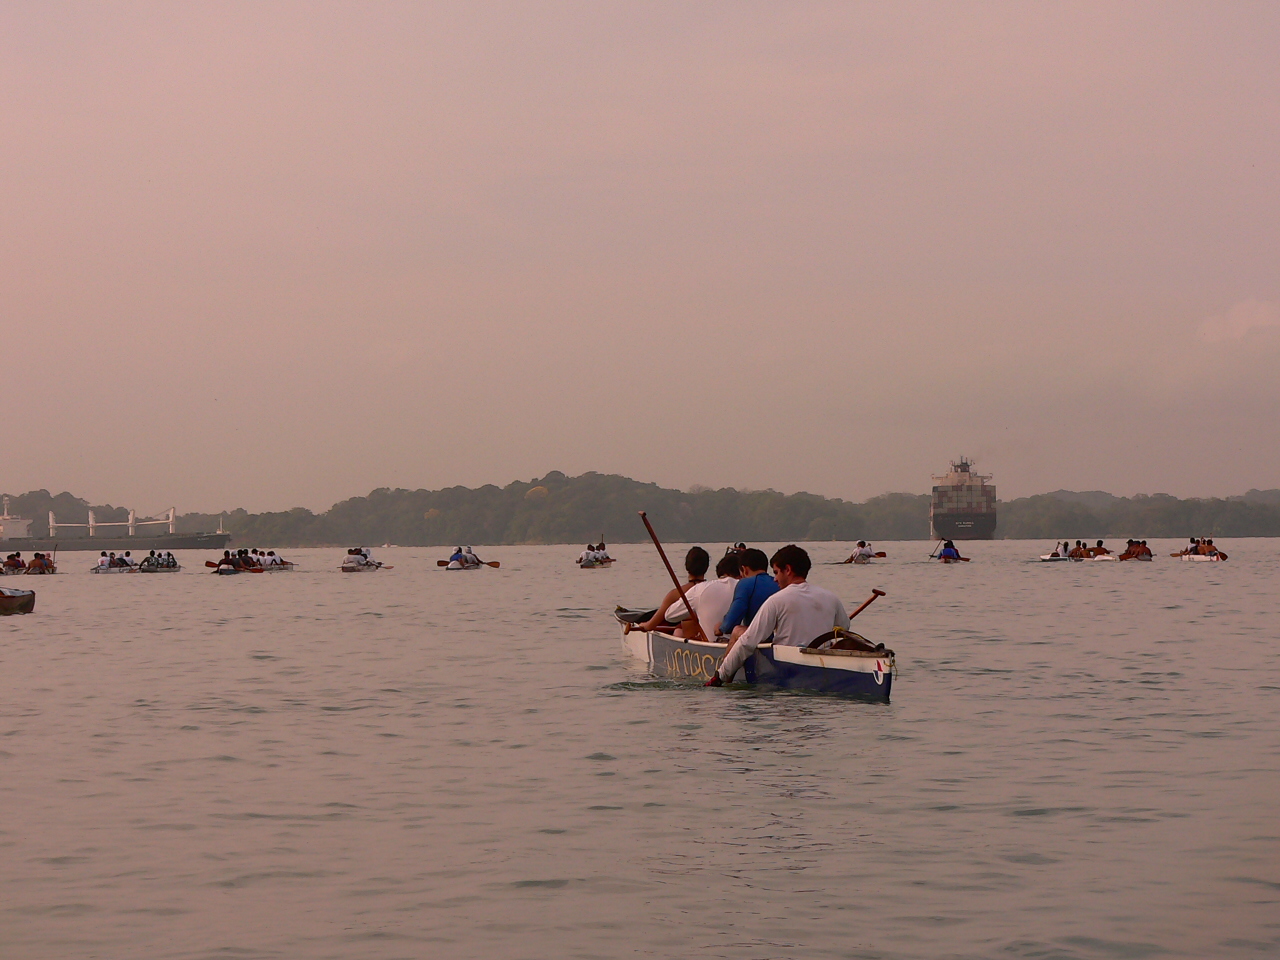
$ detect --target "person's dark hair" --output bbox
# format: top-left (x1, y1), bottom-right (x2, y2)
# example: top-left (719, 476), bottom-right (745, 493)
top-left (684, 546), bottom-right (710, 578)
top-left (737, 548), bottom-right (769, 572)
top-left (715, 554), bottom-right (740, 578)
top-left (770, 544), bottom-right (811, 578)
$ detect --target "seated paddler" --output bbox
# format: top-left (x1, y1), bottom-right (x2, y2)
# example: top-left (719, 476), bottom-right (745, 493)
top-left (664, 552), bottom-right (740, 640)
top-left (715, 548), bottom-right (778, 641)
top-left (705, 545), bottom-right (849, 686)
top-left (627, 546), bottom-right (710, 634)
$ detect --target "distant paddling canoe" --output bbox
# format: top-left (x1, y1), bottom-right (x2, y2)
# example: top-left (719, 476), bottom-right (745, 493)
top-left (1178, 554), bottom-right (1227, 562)
top-left (341, 560), bottom-right (384, 572)
top-left (137, 563), bottom-right (182, 573)
top-left (90, 565), bottom-right (137, 574)
top-left (579, 559), bottom-right (615, 568)
top-left (1039, 555), bottom-right (1081, 562)
top-left (614, 608), bottom-right (894, 701)
top-left (258, 561), bottom-right (297, 572)
top-left (0, 587), bottom-right (35, 614)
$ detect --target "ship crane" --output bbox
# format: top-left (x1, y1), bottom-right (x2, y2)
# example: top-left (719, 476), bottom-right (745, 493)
top-left (49, 507), bottom-right (177, 538)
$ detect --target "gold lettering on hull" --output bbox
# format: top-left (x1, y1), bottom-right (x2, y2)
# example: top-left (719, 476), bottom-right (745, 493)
top-left (658, 643), bottom-right (723, 681)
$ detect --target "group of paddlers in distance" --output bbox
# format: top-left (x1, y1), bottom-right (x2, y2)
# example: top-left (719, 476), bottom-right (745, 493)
top-left (212, 548), bottom-right (291, 571)
top-left (577, 543), bottom-right (614, 565)
top-left (97, 549), bottom-right (179, 569)
top-left (1048, 537), bottom-right (1227, 560)
top-left (1172, 537), bottom-right (1228, 559)
top-left (1049, 539), bottom-right (1153, 559)
top-left (3, 551), bottom-right (56, 574)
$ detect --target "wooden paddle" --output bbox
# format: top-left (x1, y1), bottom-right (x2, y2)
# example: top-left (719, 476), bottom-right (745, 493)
top-left (638, 511), bottom-right (708, 643)
top-left (848, 588), bottom-right (886, 620)
top-left (436, 559), bottom-right (495, 568)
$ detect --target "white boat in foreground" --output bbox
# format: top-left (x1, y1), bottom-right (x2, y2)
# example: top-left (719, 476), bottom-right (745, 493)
top-left (615, 608), bottom-right (895, 700)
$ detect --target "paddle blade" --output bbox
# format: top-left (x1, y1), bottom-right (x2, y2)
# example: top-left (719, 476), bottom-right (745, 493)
top-left (379, 564), bottom-right (394, 569)
top-left (247, 567), bottom-right (264, 573)
top-left (874, 552), bottom-right (887, 557)
top-left (437, 560), bottom-right (449, 566)
top-left (486, 561), bottom-right (500, 568)
top-left (205, 561), bottom-right (218, 568)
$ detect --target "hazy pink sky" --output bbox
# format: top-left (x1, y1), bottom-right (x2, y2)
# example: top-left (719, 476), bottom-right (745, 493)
top-left (4, 2), bottom-right (1277, 513)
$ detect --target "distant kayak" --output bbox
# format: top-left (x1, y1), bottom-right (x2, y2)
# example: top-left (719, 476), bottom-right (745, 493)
top-left (1179, 554), bottom-right (1226, 562)
top-left (579, 559), bottom-right (614, 568)
top-left (445, 560), bottom-right (482, 571)
top-left (1039, 555), bottom-right (1080, 562)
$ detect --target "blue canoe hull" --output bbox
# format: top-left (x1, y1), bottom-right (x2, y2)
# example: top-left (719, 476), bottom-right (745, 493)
top-left (619, 624), bottom-right (893, 701)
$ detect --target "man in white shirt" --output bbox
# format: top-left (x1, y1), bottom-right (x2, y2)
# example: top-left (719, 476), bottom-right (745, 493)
top-left (706, 544), bottom-right (849, 685)
top-left (665, 553), bottom-right (741, 640)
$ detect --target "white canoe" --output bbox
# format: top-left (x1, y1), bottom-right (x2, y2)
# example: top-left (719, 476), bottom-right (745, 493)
top-left (446, 560), bottom-right (482, 571)
top-left (90, 565), bottom-right (136, 574)
top-left (340, 561), bottom-right (382, 573)
top-left (1179, 554), bottom-right (1226, 562)
top-left (1038, 555), bottom-right (1080, 562)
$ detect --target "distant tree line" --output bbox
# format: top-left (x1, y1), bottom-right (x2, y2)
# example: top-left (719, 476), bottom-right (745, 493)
top-left (5, 476), bottom-right (1280, 546)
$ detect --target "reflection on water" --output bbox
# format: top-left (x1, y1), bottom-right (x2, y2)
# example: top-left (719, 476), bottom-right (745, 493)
top-left (1, 540), bottom-right (1277, 959)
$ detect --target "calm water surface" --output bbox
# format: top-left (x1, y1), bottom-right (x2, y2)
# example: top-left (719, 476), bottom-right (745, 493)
top-left (1, 540), bottom-right (1277, 959)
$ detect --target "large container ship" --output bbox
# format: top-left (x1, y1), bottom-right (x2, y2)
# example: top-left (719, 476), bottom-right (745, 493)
top-left (0, 499), bottom-right (231, 553)
top-left (930, 458), bottom-right (997, 540)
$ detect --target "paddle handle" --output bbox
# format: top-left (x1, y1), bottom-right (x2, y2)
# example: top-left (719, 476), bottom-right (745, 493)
top-left (848, 588), bottom-right (885, 620)
top-left (638, 512), bottom-right (707, 642)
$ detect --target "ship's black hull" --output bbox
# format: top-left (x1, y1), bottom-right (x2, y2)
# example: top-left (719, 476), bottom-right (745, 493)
top-left (930, 513), bottom-right (997, 540)
top-left (0, 533), bottom-right (231, 552)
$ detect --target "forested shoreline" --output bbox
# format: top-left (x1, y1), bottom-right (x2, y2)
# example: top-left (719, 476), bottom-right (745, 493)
top-left (4, 474), bottom-right (1280, 546)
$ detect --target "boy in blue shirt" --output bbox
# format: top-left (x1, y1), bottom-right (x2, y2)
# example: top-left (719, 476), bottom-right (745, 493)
top-left (716, 548), bottom-right (779, 640)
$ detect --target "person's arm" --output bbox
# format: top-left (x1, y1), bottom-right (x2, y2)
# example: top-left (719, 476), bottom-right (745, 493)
top-left (716, 593), bottom-right (782, 681)
top-left (717, 578), bottom-right (751, 635)
top-left (637, 586), bottom-right (681, 631)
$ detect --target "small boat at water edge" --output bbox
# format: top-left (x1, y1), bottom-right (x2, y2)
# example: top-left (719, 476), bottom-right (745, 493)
top-left (614, 608), bottom-right (894, 701)
top-left (0, 587), bottom-right (35, 614)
